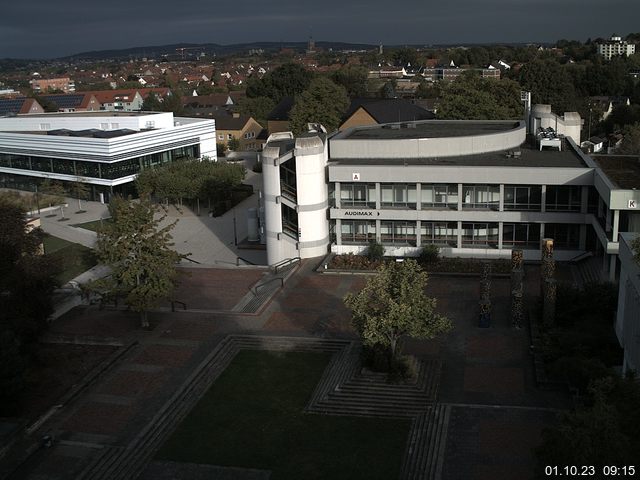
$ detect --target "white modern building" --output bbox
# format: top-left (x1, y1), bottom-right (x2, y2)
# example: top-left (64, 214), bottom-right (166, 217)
top-left (262, 106), bottom-right (640, 281)
top-left (597, 35), bottom-right (636, 60)
top-left (0, 111), bottom-right (216, 201)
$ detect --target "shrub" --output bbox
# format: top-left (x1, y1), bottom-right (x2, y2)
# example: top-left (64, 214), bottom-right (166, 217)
top-left (418, 244), bottom-right (440, 264)
top-left (328, 253), bottom-right (381, 270)
top-left (366, 240), bottom-right (385, 262)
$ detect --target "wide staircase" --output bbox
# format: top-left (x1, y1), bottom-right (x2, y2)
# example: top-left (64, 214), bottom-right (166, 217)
top-left (77, 335), bottom-right (447, 480)
top-left (232, 257), bottom-right (301, 314)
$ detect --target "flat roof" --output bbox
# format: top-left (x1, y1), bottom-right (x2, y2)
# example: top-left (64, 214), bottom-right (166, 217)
top-left (593, 155), bottom-right (640, 189)
top-left (330, 141), bottom-right (588, 168)
top-left (15, 111), bottom-right (162, 118)
top-left (337, 120), bottom-right (521, 140)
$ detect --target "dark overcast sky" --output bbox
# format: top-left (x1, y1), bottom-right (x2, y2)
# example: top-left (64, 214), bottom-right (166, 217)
top-left (1, 0), bottom-right (639, 59)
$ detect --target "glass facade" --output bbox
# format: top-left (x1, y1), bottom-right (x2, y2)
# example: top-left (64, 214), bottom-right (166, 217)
top-left (462, 185), bottom-right (500, 209)
top-left (545, 185), bottom-right (582, 212)
top-left (279, 160), bottom-right (297, 202)
top-left (0, 145), bottom-right (199, 182)
top-left (461, 222), bottom-right (499, 248)
top-left (421, 184), bottom-right (458, 209)
top-left (380, 221), bottom-right (416, 245)
top-left (340, 183), bottom-right (376, 208)
top-left (421, 221), bottom-right (457, 246)
top-left (381, 183), bottom-right (417, 209)
top-left (504, 185), bottom-right (542, 211)
top-left (341, 220), bottom-right (376, 244)
top-left (502, 223), bottom-right (541, 249)
top-left (281, 204), bottom-right (298, 239)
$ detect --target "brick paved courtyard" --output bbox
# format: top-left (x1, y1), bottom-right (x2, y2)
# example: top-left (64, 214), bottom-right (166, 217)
top-left (3, 263), bottom-right (569, 480)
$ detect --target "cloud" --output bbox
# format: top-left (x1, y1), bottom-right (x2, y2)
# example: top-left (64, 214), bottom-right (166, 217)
top-left (1, 0), bottom-right (639, 58)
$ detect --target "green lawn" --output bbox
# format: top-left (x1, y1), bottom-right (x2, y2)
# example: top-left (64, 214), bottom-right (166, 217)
top-left (43, 235), bottom-right (98, 284)
top-left (71, 218), bottom-right (111, 232)
top-left (156, 350), bottom-right (410, 480)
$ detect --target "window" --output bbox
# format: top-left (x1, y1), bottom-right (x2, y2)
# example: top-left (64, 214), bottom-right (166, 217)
top-left (227, 134), bottom-right (233, 140)
top-left (340, 183), bottom-right (376, 208)
top-left (461, 222), bottom-right (499, 248)
top-left (341, 220), bottom-right (376, 244)
top-left (380, 221), bottom-right (416, 245)
top-left (421, 184), bottom-right (458, 209)
top-left (281, 204), bottom-right (298, 239)
top-left (544, 223), bottom-right (580, 249)
top-left (462, 185), bottom-right (500, 209)
top-left (279, 160), bottom-right (297, 202)
top-left (421, 222), bottom-right (457, 246)
top-left (502, 223), bottom-right (540, 249)
top-left (218, 135), bottom-right (224, 140)
top-left (380, 183), bottom-right (417, 209)
top-left (545, 186), bottom-right (582, 212)
top-left (504, 186), bottom-right (542, 211)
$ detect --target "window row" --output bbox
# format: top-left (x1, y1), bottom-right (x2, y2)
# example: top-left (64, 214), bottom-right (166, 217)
top-left (337, 220), bottom-right (580, 249)
top-left (331, 183), bottom-right (587, 213)
top-left (0, 146), bottom-right (199, 180)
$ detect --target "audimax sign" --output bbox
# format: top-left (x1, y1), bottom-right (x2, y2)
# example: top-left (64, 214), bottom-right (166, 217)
top-left (344, 211), bottom-right (380, 216)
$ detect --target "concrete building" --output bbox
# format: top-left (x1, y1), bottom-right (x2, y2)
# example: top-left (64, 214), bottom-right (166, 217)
top-left (0, 111), bottom-right (216, 202)
top-left (261, 107), bottom-right (640, 281)
top-left (615, 233), bottom-right (640, 376)
top-left (597, 35), bottom-right (636, 60)
top-left (29, 77), bottom-right (76, 93)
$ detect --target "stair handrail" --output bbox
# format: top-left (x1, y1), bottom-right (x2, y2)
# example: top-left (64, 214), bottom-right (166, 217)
top-left (271, 256), bottom-right (301, 274)
top-left (252, 277), bottom-right (284, 296)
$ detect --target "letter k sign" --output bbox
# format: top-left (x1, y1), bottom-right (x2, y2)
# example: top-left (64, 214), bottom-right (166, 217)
top-left (629, 199), bottom-right (637, 209)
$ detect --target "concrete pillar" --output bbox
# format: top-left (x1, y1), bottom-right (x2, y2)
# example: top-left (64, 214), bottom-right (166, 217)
top-left (416, 183), bottom-right (422, 211)
top-left (375, 183), bottom-right (381, 210)
top-left (613, 210), bottom-right (620, 241)
top-left (457, 220), bottom-right (463, 249)
top-left (335, 218), bottom-right (342, 245)
top-left (335, 182), bottom-right (341, 208)
top-left (498, 221), bottom-right (504, 250)
top-left (416, 220), bottom-right (422, 247)
top-left (540, 185), bottom-right (546, 213)
top-left (376, 219), bottom-right (381, 243)
top-left (457, 183), bottom-right (463, 211)
top-left (499, 184), bottom-right (505, 212)
top-left (609, 254), bottom-right (617, 282)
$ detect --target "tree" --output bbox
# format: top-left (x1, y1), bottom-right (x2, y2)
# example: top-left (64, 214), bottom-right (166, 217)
top-left (330, 66), bottom-right (369, 98)
top-left (392, 47), bottom-right (419, 67)
top-left (289, 77), bottom-right (349, 134)
top-left (617, 123), bottom-right (640, 155)
top-left (70, 177), bottom-right (90, 212)
top-left (237, 96), bottom-right (275, 126)
top-left (141, 92), bottom-right (163, 111)
top-left (518, 59), bottom-right (579, 113)
top-left (227, 137), bottom-right (240, 151)
top-left (246, 63), bottom-right (314, 103)
top-left (535, 376), bottom-right (640, 475)
top-left (95, 197), bottom-right (185, 328)
top-left (0, 199), bottom-right (58, 346)
top-left (438, 73), bottom-right (523, 120)
top-left (344, 259), bottom-right (452, 361)
top-left (40, 179), bottom-right (66, 207)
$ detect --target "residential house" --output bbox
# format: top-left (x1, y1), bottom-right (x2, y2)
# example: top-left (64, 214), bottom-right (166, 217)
top-left (266, 97), bottom-right (295, 134)
top-left (339, 98), bottom-right (435, 131)
top-left (213, 112), bottom-right (264, 151)
top-left (0, 97), bottom-right (44, 116)
top-left (38, 93), bottom-right (101, 112)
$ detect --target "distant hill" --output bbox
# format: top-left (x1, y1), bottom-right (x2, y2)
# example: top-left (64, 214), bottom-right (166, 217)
top-left (61, 41), bottom-right (380, 61)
